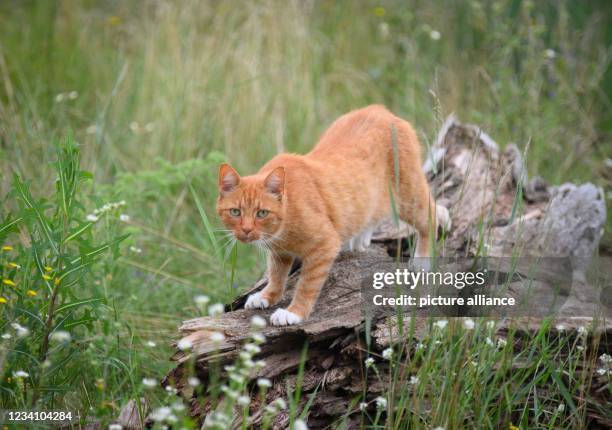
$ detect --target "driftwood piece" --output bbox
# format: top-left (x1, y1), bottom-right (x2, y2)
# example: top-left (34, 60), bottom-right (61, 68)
top-left (164, 117), bottom-right (609, 428)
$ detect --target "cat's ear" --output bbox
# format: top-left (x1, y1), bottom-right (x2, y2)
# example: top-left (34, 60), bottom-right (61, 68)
top-left (264, 167), bottom-right (285, 197)
top-left (218, 163), bottom-right (240, 194)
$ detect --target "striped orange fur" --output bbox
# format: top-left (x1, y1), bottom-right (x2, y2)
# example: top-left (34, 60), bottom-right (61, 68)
top-left (217, 105), bottom-right (439, 325)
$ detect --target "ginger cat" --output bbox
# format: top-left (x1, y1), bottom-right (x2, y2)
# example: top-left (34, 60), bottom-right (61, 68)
top-left (217, 105), bottom-right (448, 326)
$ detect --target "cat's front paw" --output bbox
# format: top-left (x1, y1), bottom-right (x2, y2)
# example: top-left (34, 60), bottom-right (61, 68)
top-left (244, 291), bottom-right (270, 309)
top-left (270, 308), bottom-right (303, 326)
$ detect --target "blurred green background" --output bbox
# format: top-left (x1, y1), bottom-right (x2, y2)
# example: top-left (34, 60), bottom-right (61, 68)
top-left (0, 0), bottom-right (610, 423)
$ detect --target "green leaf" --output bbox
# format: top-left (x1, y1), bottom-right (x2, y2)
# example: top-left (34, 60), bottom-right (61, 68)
top-left (55, 297), bottom-right (105, 315)
top-left (0, 216), bottom-right (22, 235)
top-left (13, 173), bottom-right (59, 254)
top-left (189, 184), bottom-right (220, 256)
top-left (70, 233), bottom-right (130, 265)
top-left (63, 222), bottom-right (93, 244)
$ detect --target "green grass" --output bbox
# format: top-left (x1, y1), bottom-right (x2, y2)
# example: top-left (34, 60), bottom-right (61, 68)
top-left (0, 1), bottom-right (610, 428)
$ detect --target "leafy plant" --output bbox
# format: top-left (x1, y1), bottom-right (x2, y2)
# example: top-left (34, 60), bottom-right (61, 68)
top-left (0, 137), bottom-right (128, 411)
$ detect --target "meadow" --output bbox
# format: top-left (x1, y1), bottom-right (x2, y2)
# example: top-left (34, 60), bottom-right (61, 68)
top-left (0, 1), bottom-right (610, 428)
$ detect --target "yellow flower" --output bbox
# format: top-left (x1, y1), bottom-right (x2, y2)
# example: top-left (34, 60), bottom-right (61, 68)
top-left (8, 262), bottom-right (20, 269)
top-left (26, 290), bottom-right (37, 297)
top-left (44, 266), bottom-right (53, 272)
top-left (509, 425), bottom-right (520, 430)
top-left (54, 277), bottom-right (61, 286)
top-left (1, 245), bottom-right (12, 251)
top-left (0, 297), bottom-right (7, 304)
top-left (2, 279), bottom-right (16, 287)
top-left (95, 378), bottom-right (105, 390)
top-left (374, 7), bottom-right (386, 17)
top-left (107, 15), bottom-right (122, 26)
top-left (42, 274), bottom-right (52, 281)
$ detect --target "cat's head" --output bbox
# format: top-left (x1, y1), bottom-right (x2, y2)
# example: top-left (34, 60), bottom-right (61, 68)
top-left (216, 163), bottom-right (285, 244)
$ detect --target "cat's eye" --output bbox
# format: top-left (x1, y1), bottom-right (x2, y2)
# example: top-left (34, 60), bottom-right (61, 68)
top-left (256, 209), bottom-right (269, 218)
top-left (229, 208), bottom-right (241, 217)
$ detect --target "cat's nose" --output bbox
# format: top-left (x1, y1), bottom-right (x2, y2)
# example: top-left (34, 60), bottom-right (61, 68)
top-left (242, 227), bottom-right (253, 235)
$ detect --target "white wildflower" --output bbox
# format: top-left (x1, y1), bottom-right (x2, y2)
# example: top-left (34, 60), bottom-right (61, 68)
top-left (434, 320), bottom-right (448, 330)
top-left (485, 337), bottom-right (494, 346)
top-left (119, 214), bottom-right (130, 222)
top-left (108, 424), bottom-right (123, 430)
top-left (42, 359), bottom-right (51, 368)
top-left (375, 396), bottom-right (387, 409)
top-left (382, 348), bottom-right (393, 360)
top-left (172, 401), bottom-right (185, 412)
top-left (433, 427), bottom-right (445, 430)
top-left (497, 338), bottom-right (507, 348)
top-left (86, 214), bottom-right (99, 222)
top-left (251, 315), bottom-right (266, 328)
top-left (273, 398), bottom-right (287, 410)
top-left (599, 353), bottom-right (612, 364)
top-left (210, 332), bottom-right (225, 342)
top-left (416, 342), bottom-right (425, 350)
top-left (577, 326), bottom-right (588, 336)
top-left (177, 338), bottom-right (193, 351)
top-left (129, 246), bottom-right (142, 254)
top-left (463, 318), bottom-right (475, 330)
top-left (429, 30), bottom-right (441, 40)
top-left (50, 330), bottom-right (71, 342)
top-left (188, 376), bottom-right (200, 387)
top-left (545, 49), bottom-right (556, 59)
top-left (68, 91), bottom-right (78, 100)
top-left (378, 22), bottom-right (390, 38)
top-left (486, 321), bottom-right (496, 330)
top-left (194, 295), bottom-right (210, 306)
top-left (244, 343), bottom-right (261, 355)
top-left (2, 333), bottom-right (11, 339)
top-left (142, 378), bottom-right (157, 388)
top-left (257, 378), bottom-right (272, 389)
top-left (230, 374), bottom-right (245, 385)
top-left (208, 303), bottom-right (224, 316)
top-left (11, 323), bottom-right (29, 338)
top-left (555, 324), bottom-right (566, 332)
top-left (596, 368), bottom-right (607, 376)
top-left (557, 403), bottom-right (565, 412)
top-left (129, 122), bottom-right (139, 133)
top-left (293, 418), bottom-right (309, 430)
top-left (409, 375), bottom-right (419, 385)
top-left (359, 402), bottom-right (368, 411)
top-left (165, 385), bottom-right (178, 394)
top-left (243, 359), bottom-right (255, 369)
top-left (254, 360), bottom-right (266, 369)
top-left (13, 370), bottom-right (29, 378)
top-left (251, 333), bottom-right (266, 344)
top-left (146, 340), bottom-right (157, 347)
top-left (150, 406), bottom-right (172, 422)
top-left (55, 93), bottom-right (65, 103)
top-left (576, 345), bottom-right (584, 351)
top-left (364, 357), bottom-right (375, 368)
top-left (225, 389), bottom-right (239, 399)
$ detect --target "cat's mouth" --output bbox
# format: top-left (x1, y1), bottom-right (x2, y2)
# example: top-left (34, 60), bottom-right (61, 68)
top-left (236, 234), bottom-right (258, 243)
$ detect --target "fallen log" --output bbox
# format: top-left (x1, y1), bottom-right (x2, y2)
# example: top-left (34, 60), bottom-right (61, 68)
top-left (163, 116), bottom-right (609, 428)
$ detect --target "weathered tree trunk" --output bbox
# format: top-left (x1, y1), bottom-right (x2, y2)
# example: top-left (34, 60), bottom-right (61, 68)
top-left (163, 117), bottom-right (609, 429)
